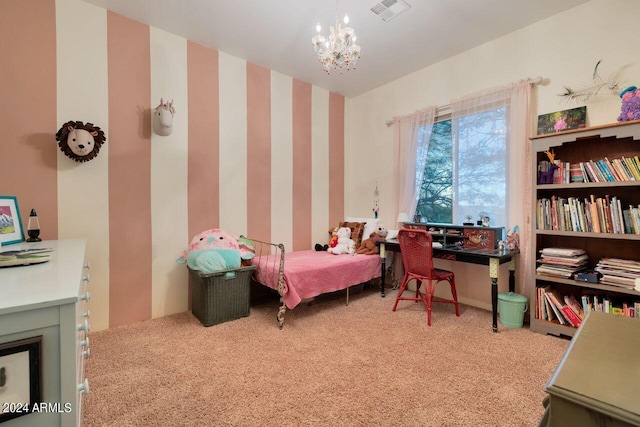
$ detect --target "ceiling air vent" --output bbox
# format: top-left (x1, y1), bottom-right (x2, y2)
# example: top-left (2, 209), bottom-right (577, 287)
top-left (370, 0), bottom-right (411, 23)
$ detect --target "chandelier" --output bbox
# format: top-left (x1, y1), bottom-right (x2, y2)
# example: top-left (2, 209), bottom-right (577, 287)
top-left (312, 1), bottom-right (361, 74)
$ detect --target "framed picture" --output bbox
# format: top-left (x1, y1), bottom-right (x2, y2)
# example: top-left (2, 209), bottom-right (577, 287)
top-left (0, 196), bottom-right (25, 246)
top-left (537, 106), bottom-right (587, 135)
top-left (0, 336), bottom-right (42, 423)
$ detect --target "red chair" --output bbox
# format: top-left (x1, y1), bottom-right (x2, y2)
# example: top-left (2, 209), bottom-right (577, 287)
top-left (392, 228), bottom-right (460, 325)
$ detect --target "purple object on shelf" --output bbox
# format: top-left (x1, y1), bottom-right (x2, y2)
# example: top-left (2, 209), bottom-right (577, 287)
top-left (538, 163), bottom-right (559, 184)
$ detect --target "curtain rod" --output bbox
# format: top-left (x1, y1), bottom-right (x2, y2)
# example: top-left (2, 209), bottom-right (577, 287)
top-left (385, 105), bottom-right (451, 127)
top-left (385, 76), bottom-right (544, 127)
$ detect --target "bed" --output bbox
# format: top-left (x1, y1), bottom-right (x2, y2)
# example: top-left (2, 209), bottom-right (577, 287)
top-left (246, 237), bottom-right (382, 329)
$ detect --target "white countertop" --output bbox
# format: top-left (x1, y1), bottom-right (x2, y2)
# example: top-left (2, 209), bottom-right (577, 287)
top-left (0, 239), bottom-right (86, 315)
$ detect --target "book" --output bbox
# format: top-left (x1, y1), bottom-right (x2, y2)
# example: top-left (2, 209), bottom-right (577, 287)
top-left (597, 159), bottom-right (615, 181)
top-left (542, 287), bottom-right (568, 325)
top-left (620, 156), bottom-right (636, 180)
top-left (581, 295), bottom-right (591, 315)
top-left (540, 247), bottom-right (586, 257)
top-left (561, 305), bottom-right (582, 327)
top-left (569, 163), bottom-right (584, 183)
top-left (543, 291), bottom-right (566, 324)
top-left (564, 295), bottom-right (584, 319)
top-left (603, 157), bottom-right (621, 181)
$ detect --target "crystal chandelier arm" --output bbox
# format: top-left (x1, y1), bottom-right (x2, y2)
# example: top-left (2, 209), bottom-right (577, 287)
top-left (311, 0), bottom-right (360, 74)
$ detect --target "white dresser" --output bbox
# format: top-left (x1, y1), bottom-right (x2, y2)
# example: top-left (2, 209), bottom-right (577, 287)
top-left (0, 239), bottom-right (90, 427)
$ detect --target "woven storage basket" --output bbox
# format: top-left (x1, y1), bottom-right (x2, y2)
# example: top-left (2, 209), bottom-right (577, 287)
top-left (189, 265), bottom-right (256, 326)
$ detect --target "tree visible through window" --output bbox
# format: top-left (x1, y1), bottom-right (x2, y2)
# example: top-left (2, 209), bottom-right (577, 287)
top-left (416, 120), bottom-right (452, 223)
top-left (416, 107), bottom-right (508, 227)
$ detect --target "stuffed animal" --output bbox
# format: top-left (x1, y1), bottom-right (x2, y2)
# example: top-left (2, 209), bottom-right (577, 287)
top-left (153, 98), bottom-right (176, 136)
top-left (356, 224), bottom-right (388, 255)
top-left (177, 229), bottom-right (251, 273)
top-left (315, 226), bottom-right (339, 251)
top-left (617, 86), bottom-right (640, 122)
top-left (505, 226), bottom-right (520, 251)
top-left (327, 226), bottom-right (356, 255)
top-left (539, 149), bottom-right (559, 184)
top-left (55, 120), bottom-right (106, 162)
top-left (238, 236), bottom-right (256, 266)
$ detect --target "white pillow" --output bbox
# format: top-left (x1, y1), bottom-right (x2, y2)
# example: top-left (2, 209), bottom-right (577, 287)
top-left (386, 229), bottom-right (398, 240)
top-left (345, 216), bottom-right (378, 240)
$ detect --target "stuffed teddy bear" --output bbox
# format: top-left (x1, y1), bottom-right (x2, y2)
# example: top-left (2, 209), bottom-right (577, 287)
top-left (617, 86), bottom-right (640, 122)
top-left (356, 224), bottom-right (388, 255)
top-left (327, 226), bottom-right (356, 255)
top-left (315, 226), bottom-right (339, 251)
top-left (177, 229), bottom-right (253, 273)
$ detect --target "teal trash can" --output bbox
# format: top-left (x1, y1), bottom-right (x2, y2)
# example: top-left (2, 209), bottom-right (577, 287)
top-left (498, 292), bottom-right (528, 328)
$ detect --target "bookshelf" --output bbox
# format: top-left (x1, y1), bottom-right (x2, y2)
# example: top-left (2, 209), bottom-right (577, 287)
top-left (530, 120), bottom-right (640, 338)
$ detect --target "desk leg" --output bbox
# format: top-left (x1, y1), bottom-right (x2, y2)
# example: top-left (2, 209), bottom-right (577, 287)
top-left (508, 256), bottom-right (516, 293)
top-left (380, 243), bottom-right (386, 298)
top-left (490, 258), bottom-right (499, 333)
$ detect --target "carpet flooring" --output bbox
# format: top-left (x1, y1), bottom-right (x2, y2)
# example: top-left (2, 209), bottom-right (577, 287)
top-left (82, 286), bottom-right (569, 426)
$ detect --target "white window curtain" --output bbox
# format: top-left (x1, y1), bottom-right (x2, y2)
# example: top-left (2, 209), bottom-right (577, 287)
top-left (451, 86), bottom-right (512, 227)
top-left (392, 107), bottom-right (436, 224)
top-left (451, 79), bottom-right (533, 295)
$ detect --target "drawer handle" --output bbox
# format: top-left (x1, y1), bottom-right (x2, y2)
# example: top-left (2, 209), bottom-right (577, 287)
top-left (79, 337), bottom-right (90, 348)
top-left (77, 379), bottom-right (89, 395)
top-left (82, 348), bottom-right (90, 358)
top-left (83, 263), bottom-right (90, 270)
top-left (77, 319), bottom-right (90, 332)
top-left (82, 275), bottom-right (90, 283)
top-left (80, 292), bottom-right (90, 301)
top-left (82, 310), bottom-right (90, 319)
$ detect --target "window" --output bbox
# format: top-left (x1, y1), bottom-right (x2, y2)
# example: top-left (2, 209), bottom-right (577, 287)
top-left (416, 107), bottom-right (508, 227)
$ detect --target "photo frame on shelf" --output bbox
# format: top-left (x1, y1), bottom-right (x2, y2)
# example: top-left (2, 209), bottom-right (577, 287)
top-left (0, 196), bottom-right (25, 246)
top-left (536, 106), bottom-right (587, 135)
top-left (0, 336), bottom-right (42, 423)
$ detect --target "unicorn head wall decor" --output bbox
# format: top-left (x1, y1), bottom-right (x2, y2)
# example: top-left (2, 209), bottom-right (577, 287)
top-left (153, 98), bottom-right (175, 136)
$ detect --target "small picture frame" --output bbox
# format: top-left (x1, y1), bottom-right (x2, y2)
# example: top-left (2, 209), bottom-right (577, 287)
top-left (536, 106), bottom-right (587, 135)
top-left (0, 196), bottom-right (25, 246)
top-left (0, 336), bottom-right (42, 423)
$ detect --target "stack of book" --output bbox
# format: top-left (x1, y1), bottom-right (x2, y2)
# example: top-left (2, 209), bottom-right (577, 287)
top-left (536, 247), bottom-right (588, 279)
top-left (537, 286), bottom-right (585, 327)
top-left (594, 258), bottom-right (640, 289)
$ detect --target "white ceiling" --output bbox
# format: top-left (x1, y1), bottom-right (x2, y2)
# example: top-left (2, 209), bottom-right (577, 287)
top-left (81, 0), bottom-right (589, 98)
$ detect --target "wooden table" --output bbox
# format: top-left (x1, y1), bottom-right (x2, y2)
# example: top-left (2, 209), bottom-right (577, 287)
top-left (542, 311), bottom-right (640, 427)
top-left (379, 239), bottom-right (519, 332)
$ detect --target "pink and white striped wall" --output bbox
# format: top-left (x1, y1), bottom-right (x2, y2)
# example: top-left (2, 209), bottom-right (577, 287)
top-left (1, 0), bottom-right (345, 330)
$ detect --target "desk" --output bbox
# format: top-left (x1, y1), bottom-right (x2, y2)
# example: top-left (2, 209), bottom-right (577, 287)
top-left (379, 239), bottom-right (519, 332)
top-left (541, 311), bottom-right (640, 427)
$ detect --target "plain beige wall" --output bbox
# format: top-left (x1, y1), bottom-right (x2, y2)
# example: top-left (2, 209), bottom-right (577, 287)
top-left (345, 0), bottom-right (640, 310)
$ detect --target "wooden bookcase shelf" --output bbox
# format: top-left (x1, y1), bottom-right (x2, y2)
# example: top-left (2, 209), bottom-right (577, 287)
top-left (530, 120), bottom-right (640, 338)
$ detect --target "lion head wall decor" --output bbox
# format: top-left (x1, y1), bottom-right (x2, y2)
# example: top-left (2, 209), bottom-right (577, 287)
top-left (55, 121), bottom-right (106, 163)
top-left (153, 98), bottom-right (175, 136)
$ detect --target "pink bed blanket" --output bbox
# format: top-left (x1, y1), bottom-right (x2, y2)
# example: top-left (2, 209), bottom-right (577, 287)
top-left (253, 250), bottom-right (382, 309)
